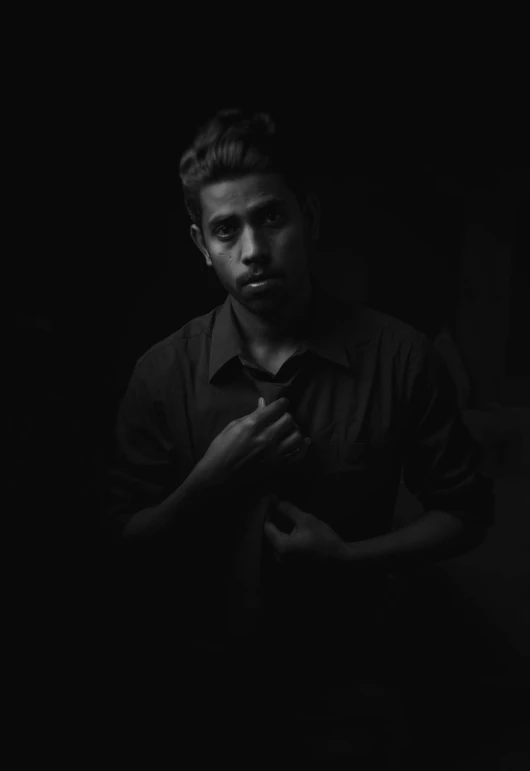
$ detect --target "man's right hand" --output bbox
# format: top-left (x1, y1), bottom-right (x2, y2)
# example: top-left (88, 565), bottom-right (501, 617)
top-left (195, 396), bottom-right (311, 488)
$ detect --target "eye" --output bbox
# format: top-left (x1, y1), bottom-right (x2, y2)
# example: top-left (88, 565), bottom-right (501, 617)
top-left (215, 224), bottom-right (238, 240)
top-left (263, 209), bottom-right (283, 225)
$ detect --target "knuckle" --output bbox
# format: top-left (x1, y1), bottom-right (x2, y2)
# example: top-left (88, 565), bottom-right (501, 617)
top-left (255, 433), bottom-right (267, 447)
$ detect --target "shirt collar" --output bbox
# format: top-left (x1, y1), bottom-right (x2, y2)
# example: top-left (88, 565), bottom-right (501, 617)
top-left (208, 274), bottom-right (356, 383)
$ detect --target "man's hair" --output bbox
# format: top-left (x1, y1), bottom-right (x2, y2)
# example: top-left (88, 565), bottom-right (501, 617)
top-left (179, 108), bottom-right (310, 229)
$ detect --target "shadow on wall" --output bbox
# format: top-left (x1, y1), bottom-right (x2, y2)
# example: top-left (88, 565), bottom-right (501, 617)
top-left (310, 247), bottom-right (368, 306)
top-left (393, 403), bottom-right (530, 696)
top-left (318, 170), bottom-right (465, 342)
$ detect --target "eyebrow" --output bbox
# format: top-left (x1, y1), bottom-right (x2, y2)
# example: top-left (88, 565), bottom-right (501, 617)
top-left (207, 196), bottom-right (285, 229)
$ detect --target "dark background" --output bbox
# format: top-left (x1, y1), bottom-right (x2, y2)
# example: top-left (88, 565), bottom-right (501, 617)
top-left (19, 93), bottom-right (524, 444)
top-left (11, 90), bottom-right (525, 565)
top-left (9, 83), bottom-right (528, 764)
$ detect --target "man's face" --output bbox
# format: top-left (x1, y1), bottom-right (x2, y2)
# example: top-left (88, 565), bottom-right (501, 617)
top-left (191, 173), bottom-right (317, 315)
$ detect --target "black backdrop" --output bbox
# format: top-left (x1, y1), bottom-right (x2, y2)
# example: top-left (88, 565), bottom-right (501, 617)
top-left (7, 78), bottom-right (527, 765)
top-left (19, 89), bottom-right (521, 371)
top-left (10, 92), bottom-right (523, 553)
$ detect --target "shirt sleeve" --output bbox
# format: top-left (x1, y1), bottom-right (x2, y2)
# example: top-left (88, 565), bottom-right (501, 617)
top-left (104, 364), bottom-right (179, 542)
top-left (402, 333), bottom-right (495, 527)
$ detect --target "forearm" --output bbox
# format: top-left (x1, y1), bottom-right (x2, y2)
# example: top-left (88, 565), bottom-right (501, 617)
top-left (120, 462), bottom-right (219, 542)
top-left (341, 510), bottom-right (486, 571)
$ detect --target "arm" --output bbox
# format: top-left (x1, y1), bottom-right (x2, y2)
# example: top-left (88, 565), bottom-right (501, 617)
top-left (120, 460), bottom-right (218, 542)
top-left (265, 336), bottom-right (495, 570)
top-left (106, 363), bottom-right (215, 546)
top-left (341, 509), bottom-right (487, 571)
top-left (343, 334), bottom-right (494, 571)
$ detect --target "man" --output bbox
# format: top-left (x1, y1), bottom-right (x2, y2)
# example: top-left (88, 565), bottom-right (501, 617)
top-left (106, 108), bottom-right (495, 761)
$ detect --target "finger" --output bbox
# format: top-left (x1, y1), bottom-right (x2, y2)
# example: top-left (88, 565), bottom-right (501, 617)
top-left (282, 442), bottom-right (310, 465)
top-left (263, 521), bottom-right (290, 553)
top-left (257, 396), bottom-right (265, 409)
top-left (266, 411), bottom-right (305, 449)
top-left (252, 397), bottom-right (290, 425)
top-left (275, 500), bottom-right (306, 524)
top-left (277, 430), bottom-right (309, 454)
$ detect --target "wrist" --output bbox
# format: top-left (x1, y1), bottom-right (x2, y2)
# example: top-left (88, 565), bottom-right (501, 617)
top-left (337, 539), bottom-right (362, 566)
top-left (189, 460), bottom-right (230, 496)
top-left (337, 539), bottom-right (385, 572)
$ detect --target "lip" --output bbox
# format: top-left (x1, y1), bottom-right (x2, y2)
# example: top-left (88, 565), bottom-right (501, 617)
top-left (244, 275), bottom-right (280, 285)
top-left (243, 277), bottom-right (282, 291)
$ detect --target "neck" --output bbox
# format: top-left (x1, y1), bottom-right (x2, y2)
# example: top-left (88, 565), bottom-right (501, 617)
top-left (231, 273), bottom-right (313, 350)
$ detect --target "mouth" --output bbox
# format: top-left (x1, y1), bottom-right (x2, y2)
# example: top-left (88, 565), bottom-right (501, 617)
top-left (244, 273), bottom-right (280, 284)
top-left (242, 277), bottom-right (282, 292)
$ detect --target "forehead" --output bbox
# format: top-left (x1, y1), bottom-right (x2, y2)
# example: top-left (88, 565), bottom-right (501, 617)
top-left (199, 173), bottom-right (297, 221)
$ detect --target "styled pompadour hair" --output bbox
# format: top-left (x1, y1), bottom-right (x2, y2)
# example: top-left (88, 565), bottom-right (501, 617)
top-left (179, 108), bottom-right (310, 229)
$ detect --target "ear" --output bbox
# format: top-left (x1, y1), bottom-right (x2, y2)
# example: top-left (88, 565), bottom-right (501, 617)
top-left (190, 225), bottom-right (213, 267)
top-left (303, 192), bottom-right (320, 242)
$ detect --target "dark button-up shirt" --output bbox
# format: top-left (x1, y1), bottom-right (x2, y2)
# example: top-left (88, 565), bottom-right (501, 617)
top-left (107, 275), bottom-right (494, 656)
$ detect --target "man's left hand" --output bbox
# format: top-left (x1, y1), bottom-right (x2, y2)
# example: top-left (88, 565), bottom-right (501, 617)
top-left (264, 498), bottom-right (346, 562)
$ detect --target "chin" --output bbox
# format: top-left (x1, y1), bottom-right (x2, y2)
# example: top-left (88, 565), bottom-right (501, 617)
top-left (239, 293), bottom-right (284, 311)
top-left (241, 281), bottom-right (288, 303)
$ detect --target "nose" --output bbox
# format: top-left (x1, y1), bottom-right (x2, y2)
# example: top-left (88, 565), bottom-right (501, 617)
top-left (240, 224), bottom-right (269, 262)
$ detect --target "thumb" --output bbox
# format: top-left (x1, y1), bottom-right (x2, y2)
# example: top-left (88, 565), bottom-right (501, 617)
top-left (276, 500), bottom-right (305, 523)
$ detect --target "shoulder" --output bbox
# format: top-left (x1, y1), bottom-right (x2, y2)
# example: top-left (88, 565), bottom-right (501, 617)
top-left (132, 303), bottom-right (222, 386)
top-left (339, 301), bottom-right (428, 361)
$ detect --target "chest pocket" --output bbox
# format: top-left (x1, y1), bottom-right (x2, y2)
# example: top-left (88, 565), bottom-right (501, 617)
top-left (308, 421), bottom-right (393, 476)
